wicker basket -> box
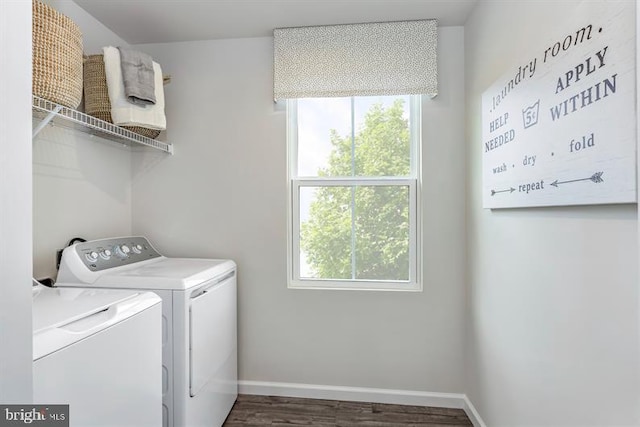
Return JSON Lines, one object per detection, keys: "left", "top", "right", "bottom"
{"left": 83, "top": 55, "right": 161, "bottom": 140}
{"left": 32, "top": 0, "right": 83, "bottom": 109}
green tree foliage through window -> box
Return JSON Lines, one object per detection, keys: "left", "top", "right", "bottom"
{"left": 300, "top": 99, "right": 411, "bottom": 281}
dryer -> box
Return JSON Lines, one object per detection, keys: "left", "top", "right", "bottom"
{"left": 56, "top": 236, "right": 237, "bottom": 427}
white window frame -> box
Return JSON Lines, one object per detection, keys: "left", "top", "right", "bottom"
{"left": 287, "top": 95, "right": 422, "bottom": 291}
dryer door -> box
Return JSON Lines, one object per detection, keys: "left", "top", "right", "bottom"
{"left": 188, "top": 270, "right": 236, "bottom": 397}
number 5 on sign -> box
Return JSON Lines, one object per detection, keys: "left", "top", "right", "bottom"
{"left": 522, "top": 100, "right": 540, "bottom": 129}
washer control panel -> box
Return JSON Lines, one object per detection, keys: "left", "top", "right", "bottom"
{"left": 73, "top": 236, "right": 162, "bottom": 271}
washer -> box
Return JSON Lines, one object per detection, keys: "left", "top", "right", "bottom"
{"left": 33, "top": 283, "right": 162, "bottom": 427}
{"left": 56, "top": 236, "right": 237, "bottom": 427}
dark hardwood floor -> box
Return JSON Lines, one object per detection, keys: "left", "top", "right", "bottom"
{"left": 223, "top": 394, "right": 473, "bottom": 426}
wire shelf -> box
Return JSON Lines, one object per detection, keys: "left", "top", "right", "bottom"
{"left": 32, "top": 95, "right": 174, "bottom": 154}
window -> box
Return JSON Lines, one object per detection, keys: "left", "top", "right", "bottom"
{"left": 287, "top": 95, "right": 421, "bottom": 290}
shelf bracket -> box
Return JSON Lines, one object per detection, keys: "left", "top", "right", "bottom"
{"left": 32, "top": 104, "right": 62, "bottom": 138}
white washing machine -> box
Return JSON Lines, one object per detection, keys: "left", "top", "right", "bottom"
{"left": 56, "top": 236, "right": 238, "bottom": 427}
{"left": 32, "top": 283, "right": 162, "bottom": 427}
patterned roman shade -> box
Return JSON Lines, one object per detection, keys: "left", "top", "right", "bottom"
{"left": 273, "top": 20, "right": 437, "bottom": 99}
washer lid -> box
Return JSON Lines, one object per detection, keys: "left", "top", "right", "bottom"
{"left": 32, "top": 285, "right": 160, "bottom": 361}
{"left": 91, "top": 258, "right": 237, "bottom": 290}
{"left": 32, "top": 285, "right": 143, "bottom": 334}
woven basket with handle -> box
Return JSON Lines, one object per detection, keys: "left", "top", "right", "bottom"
{"left": 83, "top": 55, "right": 162, "bottom": 140}
{"left": 32, "top": 0, "right": 83, "bottom": 109}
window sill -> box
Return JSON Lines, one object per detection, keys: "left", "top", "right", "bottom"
{"left": 288, "top": 279, "right": 422, "bottom": 292}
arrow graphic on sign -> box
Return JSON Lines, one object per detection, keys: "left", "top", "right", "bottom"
{"left": 550, "top": 172, "right": 604, "bottom": 188}
{"left": 491, "top": 187, "right": 516, "bottom": 196}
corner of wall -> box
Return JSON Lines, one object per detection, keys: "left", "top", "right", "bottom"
{"left": 0, "top": 0, "right": 33, "bottom": 401}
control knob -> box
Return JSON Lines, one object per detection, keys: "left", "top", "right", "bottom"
{"left": 85, "top": 251, "right": 99, "bottom": 263}
{"left": 99, "top": 249, "right": 112, "bottom": 260}
{"left": 132, "top": 244, "right": 143, "bottom": 254}
{"left": 113, "top": 244, "right": 131, "bottom": 259}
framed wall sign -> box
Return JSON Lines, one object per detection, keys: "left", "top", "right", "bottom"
{"left": 482, "top": 1, "right": 636, "bottom": 209}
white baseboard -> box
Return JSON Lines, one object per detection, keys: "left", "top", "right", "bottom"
{"left": 463, "top": 395, "right": 488, "bottom": 427}
{"left": 238, "top": 380, "right": 487, "bottom": 427}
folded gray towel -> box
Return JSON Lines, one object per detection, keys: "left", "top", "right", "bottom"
{"left": 118, "top": 47, "right": 156, "bottom": 106}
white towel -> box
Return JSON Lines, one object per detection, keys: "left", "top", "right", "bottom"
{"left": 103, "top": 46, "right": 166, "bottom": 130}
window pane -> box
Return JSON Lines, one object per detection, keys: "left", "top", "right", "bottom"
{"left": 354, "top": 186, "right": 410, "bottom": 281}
{"left": 353, "top": 96, "right": 411, "bottom": 177}
{"left": 297, "top": 97, "right": 351, "bottom": 177}
{"left": 299, "top": 186, "right": 352, "bottom": 279}
{"left": 297, "top": 95, "right": 412, "bottom": 178}
{"left": 299, "top": 185, "right": 410, "bottom": 282}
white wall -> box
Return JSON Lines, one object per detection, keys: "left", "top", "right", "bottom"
{"left": 33, "top": 131, "right": 133, "bottom": 278}
{"left": 465, "top": 1, "right": 640, "bottom": 425}
{"left": 33, "top": 1, "right": 132, "bottom": 279}
{"left": 131, "top": 28, "right": 467, "bottom": 394}
{"left": 0, "top": 0, "right": 32, "bottom": 402}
